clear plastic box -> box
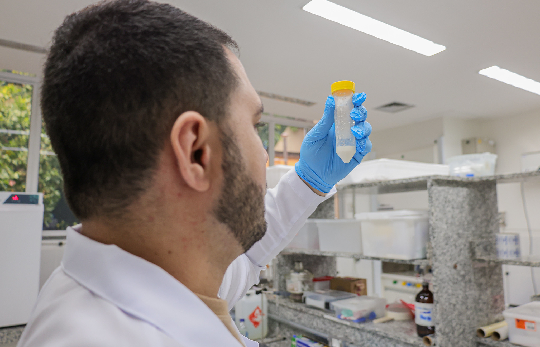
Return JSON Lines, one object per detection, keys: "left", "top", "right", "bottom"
{"left": 286, "top": 220, "right": 319, "bottom": 250}
{"left": 303, "top": 290, "right": 356, "bottom": 310}
{"left": 503, "top": 302, "right": 540, "bottom": 346}
{"left": 338, "top": 159, "right": 449, "bottom": 186}
{"left": 315, "top": 219, "right": 362, "bottom": 253}
{"left": 447, "top": 153, "right": 498, "bottom": 177}
{"left": 355, "top": 210, "right": 429, "bottom": 260}
{"left": 330, "top": 296, "right": 387, "bottom": 322}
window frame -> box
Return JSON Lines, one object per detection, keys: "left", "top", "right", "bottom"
{"left": 260, "top": 114, "right": 313, "bottom": 166}
{"left": 0, "top": 71, "right": 41, "bottom": 193}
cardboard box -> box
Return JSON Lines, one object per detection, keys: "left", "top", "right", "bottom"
{"left": 330, "top": 277, "right": 367, "bottom": 296}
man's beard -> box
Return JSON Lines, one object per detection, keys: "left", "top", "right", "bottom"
{"left": 213, "top": 127, "right": 267, "bottom": 253}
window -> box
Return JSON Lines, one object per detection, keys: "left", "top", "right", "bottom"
{"left": 1, "top": 71, "right": 78, "bottom": 230}
{"left": 0, "top": 81, "right": 33, "bottom": 192}
{"left": 273, "top": 125, "right": 303, "bottom": 166}
{"left": 257, "top": 114, "right": 313, "bottom": 167}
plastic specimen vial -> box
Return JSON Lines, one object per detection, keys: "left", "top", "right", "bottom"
{"left": 331, "top": 80, "right": 355, "bottom": 163}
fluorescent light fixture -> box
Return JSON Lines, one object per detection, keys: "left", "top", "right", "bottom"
{"left": 302, "top": 0, "right": 446, "bottom": 56}
{"left": 479, "top": 66, "right": 540, "bottom": 96}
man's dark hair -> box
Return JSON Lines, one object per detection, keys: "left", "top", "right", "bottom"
{"left": 42, "top": 0, "right": 239, "bottom": 219}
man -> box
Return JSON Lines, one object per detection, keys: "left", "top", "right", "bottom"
{"left": 18, "top": 1, "right": 371, "bottom": 346}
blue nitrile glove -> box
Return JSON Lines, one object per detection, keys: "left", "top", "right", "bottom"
{"left": 295, "top": 93, "right": 372, "bottom": 193}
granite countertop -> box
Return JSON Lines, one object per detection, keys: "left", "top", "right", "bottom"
{"left": 0, "top": 326, "right": 24, "bottom": 346}
{"left": 475, "top": 337, "right": 516, "bottom": 347}
{"left": 336, "top": 171, "right": 540, "bottom": 194}
{"left": 280, "top": 248, "right": 429, "bottom": 266}
{"left": 268, "top": 296, "right": 424, "bottom": 347}
{"left": 475, "top": 255, "right": 540, "bottom": 267}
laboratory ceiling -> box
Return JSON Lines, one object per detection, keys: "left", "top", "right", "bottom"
{"left": 1, "top": 0, "right": 540, "bottom": 131}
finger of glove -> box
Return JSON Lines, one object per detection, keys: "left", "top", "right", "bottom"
{"left": 350, "top": 106, "right": 367, "bottom": 123}
{"left": 350, "top": 138, "right": 372, "bottom": 164}
{"left": 361, "top": 138, "right": 372, "bottom": 156}
{"left": 351, "top": 121, "right": 372, "bottom": 139}
{"left": 353, "top": 93, "right": 367, "bottom": 107}
{"left": 308, "top": 96, "right": 335, "bottom": 142}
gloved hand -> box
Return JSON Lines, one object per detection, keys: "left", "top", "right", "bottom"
{"left": 295, "top": 93, "right": 372, "bottom": 193}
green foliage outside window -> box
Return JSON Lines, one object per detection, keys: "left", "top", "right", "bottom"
{"left": 0, "top": 82, "right": 32, "bottom": 192}
{"left": 0, "top": 81, "right": 68, "bottom": 229}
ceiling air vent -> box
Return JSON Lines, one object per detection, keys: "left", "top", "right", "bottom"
{"left": 375, "top": 102, "right": 414, "bottom": 113}
{"left": 257, "top": 91, "right": 316, "bottom": 107}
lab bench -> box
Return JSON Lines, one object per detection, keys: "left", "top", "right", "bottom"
{"left": 267, "top": 295, "right": 424, "bottom": 347}
{"left": 271, "top": 171, "right": 540, "bottom": 347}
{"left": 0, "top": 326, "right": 24, "bottom": 346}
{"left": 476, "top": 337, "right": 517, "bottom": 347}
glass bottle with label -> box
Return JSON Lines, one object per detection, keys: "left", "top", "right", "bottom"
{"left": 285, "top": 261, "right": 314, "bottom": 302}
{"left": 415, "top": 282, "right": 435, "bottom": 337}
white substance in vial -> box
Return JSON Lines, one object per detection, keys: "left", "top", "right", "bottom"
{"left": 334, "top": 90, "right": 355, "bottom": 163}
{"left": 336, "top": 146, "right": 356, "bottom": 164}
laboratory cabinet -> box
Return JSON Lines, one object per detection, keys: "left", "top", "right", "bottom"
{"left": 269, "top": 171, "right": 540, "bottom": 347}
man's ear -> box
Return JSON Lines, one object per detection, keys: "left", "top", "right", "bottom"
{"left": 170, "top": 111, "right": 212, "bottom": 192}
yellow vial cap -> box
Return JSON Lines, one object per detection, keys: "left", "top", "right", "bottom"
{"left": 331, "top": 80, "right": 355, "bottom": 94}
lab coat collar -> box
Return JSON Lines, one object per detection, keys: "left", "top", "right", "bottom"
{"left": 62, "top": 225, "right": 243, "bottom": 347}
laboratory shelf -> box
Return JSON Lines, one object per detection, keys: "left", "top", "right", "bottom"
{"left": 476, "top": 337, "right": 515, "bottom": 347}
{"left": 475, "top": 255, "right": 540, "bottom": 267}
{"left": 336, "top": 170, "right": 540, "bottom": 194}
{"left": 258, "top": 336, "right": 289, "bottom": 347}
{"left": 0, "top": 325, "right": 24, "bottom": 346}
{"left": 280, "top": 248, "right": 430, "bottom": 266}
{"left": 336, "top": 176, "right": 432, "bottom": 194}
{"left": 267, "top": 296, "right": 424, "bottom": 347}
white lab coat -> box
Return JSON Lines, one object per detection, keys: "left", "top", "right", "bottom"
{"left": 17, "top": 170, "right": 335, "bottom": 347}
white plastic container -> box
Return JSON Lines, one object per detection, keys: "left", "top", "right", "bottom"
{"left": 338, "top": 159, "right": 449, "bottom": 186}
{"left": 266, "top": 165, "right": 293, "bottom": 189}
{"left": 234, "top": 291, "right": 268, "bottom": 340}
{"left": 303, "top": 290, "right": 356, "bottom": 310}
{"left": 315, "top": 219, "right": 362, "bottom": 253}
{"left": 286, "top": 220, "right": 319, "bottom": 250}
{"left": 330, "top": 296, "right": 387, "bottom": 322}
{"left": 355, "top": 210, "right": 429, "bottom": 260}
{"left": 448, "top": 153, "right": 498, "bottom": 177}
{"left": 503, "top": 302, "right": 540, "bottom": 346}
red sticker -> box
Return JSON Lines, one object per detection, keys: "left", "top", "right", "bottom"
{"left": 249, "top": 306, "right": 263, "bottom": 328}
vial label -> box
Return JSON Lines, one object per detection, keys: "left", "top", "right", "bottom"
{"left": 415, "top": 303, "right": 434, "bottom": 327}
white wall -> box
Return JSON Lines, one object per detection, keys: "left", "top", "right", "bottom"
{"left": 369, "top": 117, "right": 443, "bottom": 160}
{"left": 476, "top": 110, "right": 540, "bottom": 305}
{"left": 442, "top": 117, "right": 483, "bottom": 163}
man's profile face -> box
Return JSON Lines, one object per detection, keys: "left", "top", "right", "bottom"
{"left": 212, "top": 49, "right": 268, "bottom": 252}
{"left": 225, "top": 50, "right": 268, "bottom": 192}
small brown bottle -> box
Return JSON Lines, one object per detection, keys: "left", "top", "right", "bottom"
{"left": 415, "top": 282, "right": 435, "bottom": 337}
